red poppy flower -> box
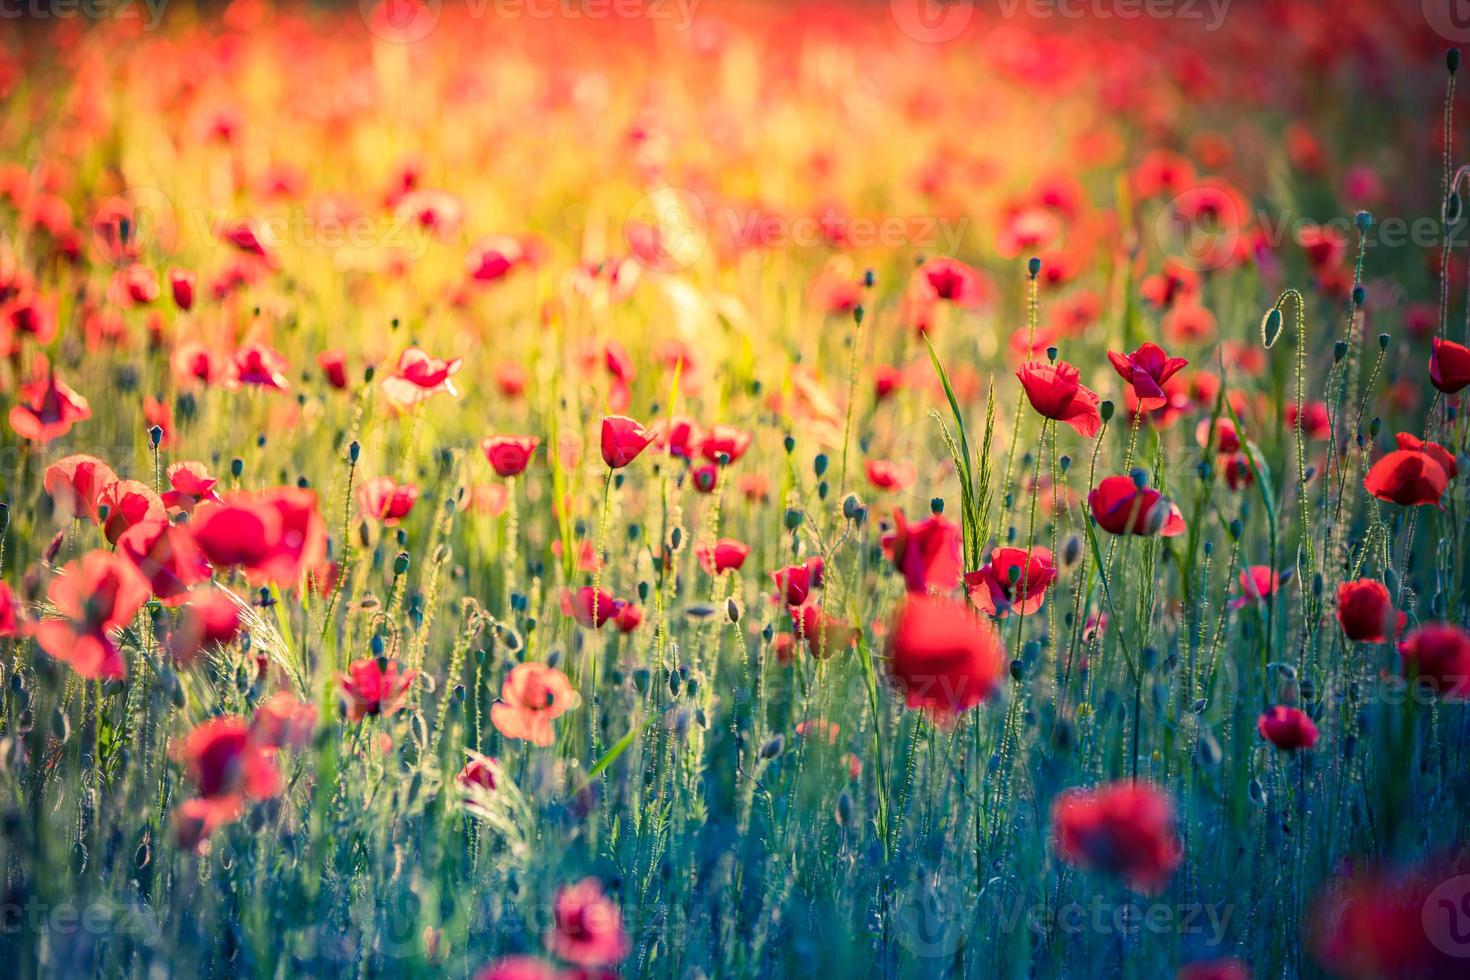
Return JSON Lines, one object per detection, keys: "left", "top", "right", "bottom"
{"left": 1017, "top": 360, "right": 1102, "bottom": 437}
{"left": 456, "top": 753, "right": 500, "bottom": 795}
{"left": 381, "top": 347, "right": 463, "bottom": 405}
{"left": 481, "top": 435, "right": 540, "bottom": 477}
{"left": 118, "top": 520, "right": 212, "bottom": 604}
{"left": 690, "top": 463, "right": 719, "bottom": 493}
{"left": 173, "top": 715, "right": 282, "bottom": 850}
{"left": 9, "top": 365, "right": 90, "bottom": 443}
{"left": 168, "top": 268, "right": 195, "bottom": 311}
{"left": 548, "top": 878, "right": 630, "bottom": 968}
{"left": 1088, "top": 475, "right": 1186, "bottom": 537}
{"left": 560, "top": 586, "right": 625, "bottom": 629}
{"left": 0, "top": 582, "right": 21, "bottom": 638}
{"left": 651, "top": 415, "right": 701, "bottom": 458}
{"left": 698, "top": 424, "right": 752, "bottom": 465}
{"left": 1107, "top": 343, "right": 1189, "bottom": 411}
{"left": 886, "top": 595, "right": 1004, "bottom": 719}
{"left": 697, "top": 538, "right": 750, "bottom": 575}
{"left": 1430, "top": 336, "right": 1470, "bottom": 393}
{"left": 161, "top": 461, "right": 223, "bottom": 514}
{"left": 881, "top": 509, "right": 962, "bottom": 594}
{"left": 357, "top": 476, "right": 419, "bottom": 525}
{"left": 233, "top": 342, "right": 290, "bottom": 391}
{"left": 1286, "top": 400, "right": 1332, "bottom": 440}
{"left": 772, "top": 556, "right": 825, "bottom": 606}
{"left": 1336, "top": 579, "right": 1403, "bottom": 643}
{"left": 1258, "top": 705, "right": 1319, "bottom": 750}
{"left": 192, "top": 488, "right": 327, "bottom": 586}
{"left": 97, "top": 479, "right": 166, "bottom": 545}
{"left": 965, "top": 546, "right": 1056, "bottom": 617}
{"left": 1363, "top": 433, "right": 1456, "bottom": 507}
{"left": 1230, "top": 565, "right": 1280, "bottom": 609}
{"left": 1398, "top": 624, "right": 1470, "bottom": 698}
{"left": 614, "top": 603, "right": 643, "bottom": 633}
{"left": 1051, "top": 781, "right": 1182, "bottom": 894}
{"left": 172, "top": 341, "right": 236, "bottom": 389}
{"left": 1196, "top": 417, "right": 1241, "bottom": 454}
{"left": 30, "top": 550, "right": 151, "bottom": 680}
{"left": 491, "top": 662, "right": 580, "bottom": 747}
{"left": 44, "top": 454, "right": 118, "bottom": 521}
{"left": 600, "top": 415, "right": 653, "bottom": 468}
{"left": 317, "top": 349, "right": 348, "bottom": 389}
{"left": 251, "top": 692, "right": 317, "bottom": 750}
{"left": 795, "top": 603, "right": 857, "bottom": 659}
{"left": 337, "top": 657, "right": 419, "bottom": 721}
{"left": 913, "top": 256, "right": 990, "bottom": 309}
{"left": 1162, "top": 303, "right": 1216, "bottom": 344}
{"left": 167, "top": 587, "right": 241, "bottom": 664}
{"left": 866, "top": 459, "right": 917, "bottom": 491}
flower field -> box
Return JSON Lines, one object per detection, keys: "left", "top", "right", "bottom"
{"left": 2, "top": 1, "right": 1470, "bottom": 976}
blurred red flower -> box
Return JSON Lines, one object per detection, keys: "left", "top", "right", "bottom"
{"left": 881, "top": 509, "right": 962, "bottom": 594}
{"left": 1258, "top": 705, "right": 1319, "bottom": 750}
{"left": 337, "top": 657, "right": 419, "bottom": 721}
{"left": 1051, "top": 781, "right": 1182, "bottom": 894}
{"left": 886, "top": 595, "right": 1004, "bottom": 720}
{"left": 491, "top": 663, "right": 580, "bottom": 747}
{"left": 31, "top": 550, "right": 150, "bottom": 680}
{"left": 481, "top": 435, "right": 540, "bottom": 477}
{"left": 1088, "top": 475, "right": 1186, "bottom": 537}
{"left": 1336, "top": 579, "right": 1403, "bottom": 643}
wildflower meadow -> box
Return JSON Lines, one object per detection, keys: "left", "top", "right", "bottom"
{"left": 1, "top": 1, "right": 1469, "bottom": 977}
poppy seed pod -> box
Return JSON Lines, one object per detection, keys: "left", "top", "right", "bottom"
{"left": 1028, "top": 256, "right": 1041, "bottom": 278}
{"left": 1355, "top": 210, "right": 1372, "bottom": 232}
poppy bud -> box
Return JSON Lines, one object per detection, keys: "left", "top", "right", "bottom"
{"left": 759, "top": 735, "right": 784, "bottom": 760}
{"left": 1027, "top": 256, "right": 1041, "bottom": 278}
{"left": 1351, "top": 285, "right": 1364, "bottom": 307}
{"left": 853, "top": 306, "right": 864, "bottom": 326}
{"left": 836, "top": 790, "right": 854, "bottom": 827}
{"left": 1062, "top": 535, "right": 1081, "bottom": 566}
{"left": 1450, "top": 48, "right": 1461, "bottom": 74}
{"left": 842, "top": 494, "right": 863, "bottom": 521}
{"left": 1369, "top": 416, "right": 1381, "bottom": 437}
{"left": 1099, "top": 400, "right": 1114, "bottom": 422}
{"left": 929, "top": 497, "right": 944, "bottom": 514}
{"left": 727, "top": 598, "right": 742, "bottom": 623}
{"left": 784, "top": 508, "right": 803, "bottom": 530}
{"left": 783, "top": 434, "right": 795, "bottom": 453}
{"left": 1261, "top": 308, "right": 1282, "bottom": 347}
{"left": 1333, "top": 341, "right": 1347, "bottom": 361}
{"left": 394, "top": 552, "right": 411, "bottom": 575}
{"left": 1377, "top": 332, "right": 1389, "bottom": 350}
{"left": 1448, "top": 190, "right": 1462, "bottom": 225}
{"left": 1046, "top": 346, "right": 1058, "bottom": 363}
{"left": 863, "top": 269, "right": 875, "bottom": 288}
{"left": 1228, "top": 518, "right": 1243, "bottom": 541}
{"left": 349, "top": 441, "right": 361, "bottom": 463}
{"left": 1355, "top": 210, "right": 1373, "bottom": 232}
{"left": 813, "top": 453, "right": 828, "bottom": 477}
{"left": 0, "top": 502, "right": 7, "bottom": 535}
